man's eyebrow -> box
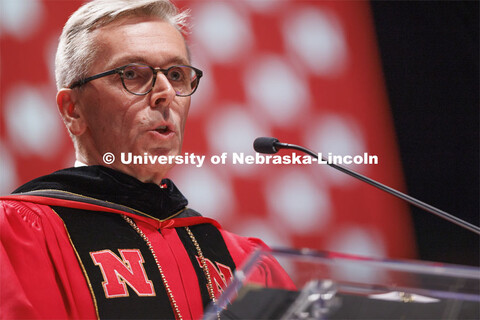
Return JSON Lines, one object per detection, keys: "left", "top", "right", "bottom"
{"left": 108, "top": 56, "right": 190, "bottom": 68}
{"left": 164, "top": 56, "right": 190, "bottom": 66}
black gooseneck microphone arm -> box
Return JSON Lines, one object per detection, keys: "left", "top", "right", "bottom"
{"left": 253, "top": 137, "right": 480, "bottom": 235}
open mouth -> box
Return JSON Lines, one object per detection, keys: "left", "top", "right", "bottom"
{"left": 155, "top": 126, "right": 170, "bottom": 134}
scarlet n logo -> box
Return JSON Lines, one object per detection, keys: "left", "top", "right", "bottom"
{"left": 90, "top": 249, "right": 155, "bottom": 298}
{"left": 196, "top": 256, "right": 233, "bottom": 297}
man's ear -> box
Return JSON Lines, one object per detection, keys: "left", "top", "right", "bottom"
{"left": 56, "top": 88, "right": 86, "bottom": 136}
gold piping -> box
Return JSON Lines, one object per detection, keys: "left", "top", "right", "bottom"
{"left": 21, "top": 189, "right": 186, "bottom": 222}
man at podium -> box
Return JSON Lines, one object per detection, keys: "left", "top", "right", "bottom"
{"left": 0, "top": 0, "right": 294, "bottom": 318}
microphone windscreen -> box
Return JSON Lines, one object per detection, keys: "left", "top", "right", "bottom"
{"left": 253, "top": 137, "right": 280, "bottom": 154}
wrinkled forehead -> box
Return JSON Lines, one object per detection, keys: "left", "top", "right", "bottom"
{"left": 90, "top": 15, "right": 190, "bottom": 67}
{"left": 91, "top": 16, "right": 190, "bottom": 72}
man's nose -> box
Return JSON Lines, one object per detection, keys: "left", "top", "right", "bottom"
{"left": 149, "top": 72, "right": 176, "bottom": 108}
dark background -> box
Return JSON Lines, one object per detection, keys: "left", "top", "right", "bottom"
{"left": 371, "top": 1, "right": 479, "bottom": 266}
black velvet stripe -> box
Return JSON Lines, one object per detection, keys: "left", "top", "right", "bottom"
{"left": 175, "top": 227, "right": 211, "bottom": 307}
{"left": 176, "top": 224, "right": 237, "bottom": 308}
{"left": 54, "top": 206, "right": 176, "bottom": 319}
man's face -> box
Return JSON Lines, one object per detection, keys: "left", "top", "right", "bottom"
{"left": 75, "top": 16, "right": 191, "bottom": 184}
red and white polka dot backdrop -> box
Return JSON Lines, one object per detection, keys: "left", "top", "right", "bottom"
{"left": 0, "top": 1, "right": 416, "bottom": 277}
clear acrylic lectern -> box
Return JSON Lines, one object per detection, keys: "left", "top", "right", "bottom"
{"left": 203, "top": 247, "right": 479, "bottom": 319}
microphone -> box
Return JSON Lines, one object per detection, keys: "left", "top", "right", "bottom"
{"left": 253, "top": 137, "right": 480, "bottom": 235}
{"left": 253, "top": 137, "right": 280, "bottom": 154}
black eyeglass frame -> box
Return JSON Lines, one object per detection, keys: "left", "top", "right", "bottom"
{"left": 69, "top": 63, "right": 203, "bottom": 97}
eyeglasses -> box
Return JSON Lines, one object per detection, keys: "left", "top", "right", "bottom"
{"left": 69, "top": 63, "right": 203, "bottom": 97}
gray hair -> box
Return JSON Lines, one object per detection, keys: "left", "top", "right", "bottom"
{"left": 55, "top": 0, "right": 190, "bottom": 90}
